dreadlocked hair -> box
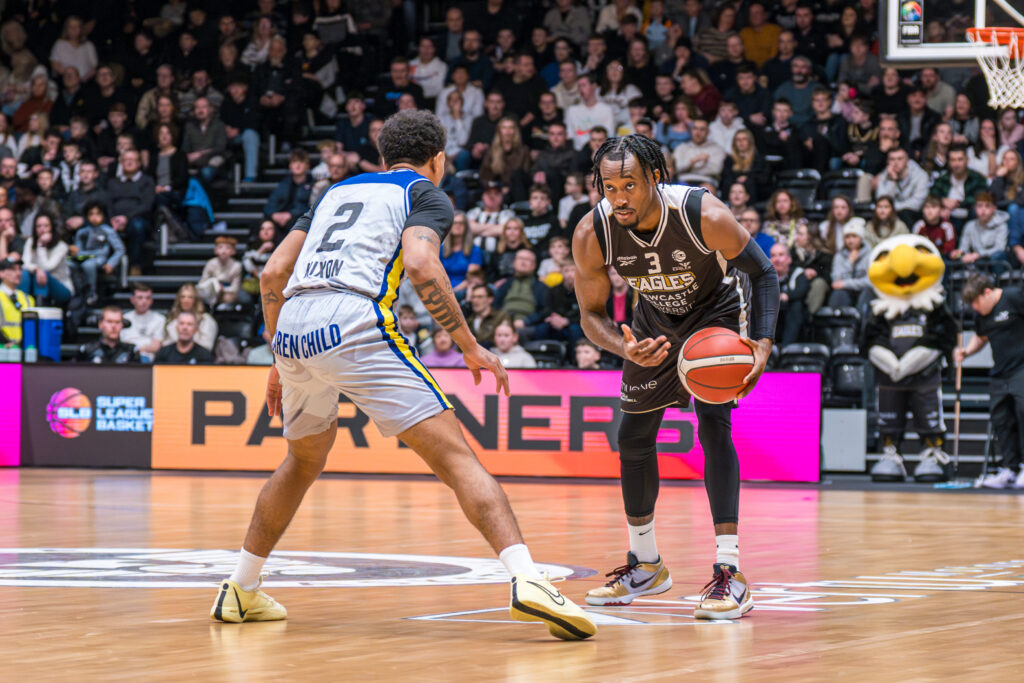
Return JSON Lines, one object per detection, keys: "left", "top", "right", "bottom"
{"left": 592, "top": 134, "right": 669, "bottom": 197}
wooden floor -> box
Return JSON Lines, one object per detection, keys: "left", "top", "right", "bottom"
{"left": 2, "top": 469, "right": 1024, "bottom": 681}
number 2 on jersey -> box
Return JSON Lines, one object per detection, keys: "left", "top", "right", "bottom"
{"left": 316, "top": 202, "right": 364, "bottom": 253}
{"left": 645, "top": 252, "right": 661, "bottom": 274}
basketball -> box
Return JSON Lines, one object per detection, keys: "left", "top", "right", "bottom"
{"left": 677, "top": 327, "right": 754, "bottom": 404}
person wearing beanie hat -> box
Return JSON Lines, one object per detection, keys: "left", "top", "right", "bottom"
{"left": 828, "top": 220, "right": 873, "bottom": 310}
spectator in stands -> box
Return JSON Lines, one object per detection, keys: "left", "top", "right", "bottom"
{"left": 77, "top": 306, "right": 139, "bottom": 363}
{"left": 969, "top": 118, "right": 1000, "bottom": 180}
{"left": 241, "top": 15, "right": 277, "bottom": 68}
{"left": 134, "top": 65, "right": 175, "bottom": 131}
{"left": 763, "top": 189, "right": 808, "bottom": 247}
{"left": 179, "top": 69, "right": 224, "bottom": 119}
{"left": 495, "top": 248, "right": 548, "bottom": 337}
{"left": 997, "top": 109, "right": 1024, "bottom": 150}
{"left": 242, "top": 220, "right": 279, "bottom": 297}
{"left": 94, "top": 104, "right": 135, "bottom": 172}
{"left": 721, "top": 128, "right": 770, "bottom": 200}
{"left": 544, "top": 0, "right": 591, "bottom": 49}
{"left": 149, "top": 122, "right": 188, "bottom": 220}
{"left": 550, "top": 60, "right": 581, "bottom": 113}
{"left": 492, "top": 217, "right": 531, "bottom": 281}
{"left": 801, "top": 87, "right": 846, "bottom": 172}
{"left": 753, "top": 98, "right": 803, "bottom": 169}
{"left": 0, "top": 256, "right": 31, "bottom": 343}
{"left": 15, "top": 111, "right": 47, "bottom": 161}
{"left": 624, "top": 35, "right": 658, "bottom": 94}
{"left": 740, "top": 1, "right": 781, "bottom": 68}
{"left": 253, "top": 36, "right": 299, "bottom": 148}
{"left": 557, "top": 173, "right": 586, "bottom": 230}
{"left": 466, "top": 283, "right": 503, "bottom": 346}
{"left": 155, "top": 310, "right": 214, "bottom": 364}
{"left": 420, "top": 327, "right": 467, "bottom": 368}
{"left": 436, "top": 65, "right": 483, "bottom": 123}
{"left": 649, "top": 73, "right": 679, "bottom": 121}
{"left": 828, "top": 223, "right": 872, "bottom": 310}
{"left": 864, "top": 196, "right": 909, "bottom": 247}
{"left": 58, "top": 138, "right": 83, "bottom": 194}
{"left": 212, "top": 42, "right": 246, "bottom": 94}
{"left": 773, "top": 56, "right": 814, "bottom": 127}
{"left": 122, "top": 282, "right": 166, "bottom": 362}
{"left": 920, "top": 122, "right": 953, "bottom": 180}
{"left": 397, "top": 304, "right": 430, "bottom": 355}
{"left": 521, "top": 184, "right": 560, "bottom": 254}
{"left": 538, "top": 235, "right": 571, "bottom": 282}
{"left": 12, "top": 74, "right": 53, "bottom": 134}
{"left": 221, "top": 78, "right": 261, "bottom": 183}
{"left": 695, "top": 3, "right": 737, "bottom": 63}
{"left": 898, "top": 86, "right": 940, "bottom": 158}
{"left": 434, "top": 6, "right": 465, "bottom": 62}
{"left": 599, "top": 59, "right": 642, "bottom": 128}
{"left": 679, "top": 68, "right": 720, "bottom": 121}
{"left": 335, "top": 92, "right": 373, "bottom": 163}
{"left": 374, "top": 56, "right": 425, "bottom": 118}
{"left": 792, "top": 222, "right": 832, "bottom": 314}
{"left": 84, "top": 65, "right": 135, "bottom": 133}
{"left": 466, "top": 91, "right": 506, "bottom": 165}
{"left": 410, "top": 37, "right": 447, "bottom": 105}
{"left": 837, "top": 34, "right": 880, "bottom": 94}
{"left": 565, "top": 72, "right": 615, "bottom": 151}
{"left": 657, "top": 97, "right": 694, "bottom": 151}
{"left": 706, "top": 34, "right": 749, "bottom": 95}
{"left": 61, "top": 160, "right": 105, "bottom": 236}
{"left": 543, "top": 259, "right": 582, "bottom": 345}
{"left": 0, "top": 155, "right": 18, "bottom": 204}
{"left": 71, "top": 201, "right": 125, "bottom": 306}
{"left": 480, "top": 116, "right": 530, "bottom": 201}
{"left": 876, "top": 147, "right": 930, "bottom": 227}
{"left": 468, "top": 180, "right": 515, "bottom": 253}
{"left": 19, "top": 167, "right": 63, "bottom": 236}
{"left": 198, "top": 236, "right": 242, "bottom": 307}
{"left": 21, "top": 212, "right": 71, "bottom": 306}
{"left": 0, "top": 207, "right": 22, "bottom": 260}
{"left": 494, "top": 54, "right": 549, "bottom": 123}
{"left": 739, "top": 207, "right": 774, "bottom": 255}
{"left": 820, "top": 196, "right": 866, "bottom": 253}
{"left": 531, "top": 121, "right": 575, "bottom": 198}
{"left": 451, "top": 30, "right": 494, "bottom": 90}
{"left": 596, "top": 0, "right": 643, "bottom": 35}
{"left": 673, "top": 116, "right": 726, "bottom": 185}
{"left": 953, "top": 192, "right": 1009, "bottom": 265}
{"left": 761, "top": 29, "right": 797, "bottom": 92}
{"left": 872, "top": 67, "right": 910, "bottom": 118}
{"left": 107, "top": 149, "right": 154, "bottom": 275}
{"left": 728, "top": 182, "right": 752, "bottom": 218}
{"left": 919, "top": 67, "right": 955, "bottom": 118}
{"left": 913, "top": 196, "right": 957, "bottom": 257}
{"left": 949, "top": 93, "right": 980, "bottom": 146}
{"left": 50, "top": 16, "right": 97, "bottom": 83}
{"left": 724, "top": 64, "right": 772, "bottom": 132}
{"left": 771, "top": 243, "right": 809, "bottom": 346}
{"left": 708, "top": 99, "right": 746, "bottom": 153}
{"left": 181, "top": 97, "right": 227, "bottom": 185}
{"left": 164, "top": 283, "right": 217, "bottom": 351}
{"left": 492, "top": 316, "right": 537, "bottom": 368}
{"left": 575, "top": 338, "right": 602, "bottom": 370}
{"left": 264, "top": 149, "right": 312, "bottom": 230}
{"left": 931, "top": 145, "right": 988, "bottom": 230}
{"left": 441, "top": 212, "right": 483, "bottom": 290}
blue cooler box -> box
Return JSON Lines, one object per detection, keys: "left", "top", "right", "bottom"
{"left": 22, "top": 307, "right": 63, "bottom": 362}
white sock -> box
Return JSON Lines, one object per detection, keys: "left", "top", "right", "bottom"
{"left": 230, "top": 548, "right": 267, "bottom": 591}
{"left": 716, "top": 534, "right": 739, "bottom": 569}
{"left": 628, "top": 520, "right": 659, "bottom": 563}
{"left": 499, "top": 544, "right": 542, "bottom": 580}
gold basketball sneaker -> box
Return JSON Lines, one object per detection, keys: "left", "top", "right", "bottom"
{"left": 210, "top": 577, "right": 287, "bottom": 623}
{"left": 509, "top": 575, "right": 597, "bottom": 640}
{"left": 694, "top": 563, "right": 753, "bottom": 620}
{"left": 585, "top": 552, "right": 672, "bottom": 606}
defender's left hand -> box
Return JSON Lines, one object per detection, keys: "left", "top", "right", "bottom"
{"left": 738, "top": 338, "right": 772, "bottom": 399}
{"left": 266, "top": 365, "right": 282, "bottom": 417}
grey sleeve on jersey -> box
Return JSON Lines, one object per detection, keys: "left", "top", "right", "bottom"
{"left": 403, "top": 182, "right": 455, "bottom": 240}
{"left": 288, "top": 209, "right": 314, "bottom": 233}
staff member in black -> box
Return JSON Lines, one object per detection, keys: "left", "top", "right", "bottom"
{"left": 77, "top": 306, "right": 139, "bottom": 363}
{"left": 957, "top": 273, "right": 1024, "bottom": 489}
{"left": 154, "top": 310, "right": 213, "bottom": 364}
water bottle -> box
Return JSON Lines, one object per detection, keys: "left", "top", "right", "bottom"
{"left": 24, "top": 346, "right": 37, "bottom": 363}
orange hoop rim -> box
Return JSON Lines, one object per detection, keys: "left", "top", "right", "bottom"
{"left": 966, "top": 27, "right": 1024, "bottom": 58}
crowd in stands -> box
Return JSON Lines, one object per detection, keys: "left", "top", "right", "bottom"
{"left": 0, "top": 0, "right": 1020, "bottom": 370}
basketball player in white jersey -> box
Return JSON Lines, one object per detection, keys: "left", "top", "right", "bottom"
{"left": 210, "top": 110, "right": 595, "bottom": 641}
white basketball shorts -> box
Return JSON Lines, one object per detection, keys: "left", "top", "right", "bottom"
{"left": 272, "top": 291, "right": 452, "bottom": 440}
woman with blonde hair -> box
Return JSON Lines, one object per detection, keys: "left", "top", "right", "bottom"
{"left": 763, "top": 189, "right": 808, "bottom": 247}
{"left": 792, "top": 222, "right": 833, "bottom": 314}
{"left": 480, "top": 116, "right": 530, "bottom": 201}
{"left": 49, "top": 16, "right": 98, "bottom": 81}
{"left": 241, "top": 16, "right": 277, "bottom": 68}
{"left": 441, "top": 212, "right": 484, "bottom": 290}
{"left": 819, "top": 195, "right": 866, "bottom": 253}
{"left": 493, "top": 217, "right": 532, "bottom": 281}
{"left": 15, "top": 111, "right": 47, "bottom": 167}
{"left": 165, "top": 283, "right": 219, "bottom": 350}
{"left": 720, "top": 129, "right": 769, "bottom": 200}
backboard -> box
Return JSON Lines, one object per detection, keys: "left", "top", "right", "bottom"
{"left": 880, "top": 0, "right": 1024, "bottom": 68}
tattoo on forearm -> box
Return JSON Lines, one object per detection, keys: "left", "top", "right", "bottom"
{"left": 415, "top": 231, "right": 440, "bottom": 245}
{"left": 414, "top": 278, "right": 463, "bottom": 334}
{"left": 261, "top": 289, "right": 281, "bottom": 315}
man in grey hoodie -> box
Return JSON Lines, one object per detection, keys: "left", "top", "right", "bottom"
{"left": 876, "top": 147, "right": 930, "bottom": 227}
{"left": 954, "top": 192, "right": 1009, "bottom": 265}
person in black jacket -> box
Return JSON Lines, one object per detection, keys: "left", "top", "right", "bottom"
{"left": 800, "top": 87, "right": 847, "bottom": 173}
{"left": 252, "top": 36, "right": 300, "bottom": 148}
{"left": 148, "top": 122, "right": 189, "bottom": 231}
{"left": 898, "top": 86, "right": 941, "bottom": 160}
{"left": 770, "top": 243, "right": 809, "bottom": 345}
{"left": 77, "top": 307, "right": 140, "bottom": 364}
{"left": 221, "top": 79, "right": 262, "bottom": 183}
{"left": 154, "top": 310, "right": 214, "bottom": 364}
{"left": 541, "top": 259, "right": 582, "bottom": 346}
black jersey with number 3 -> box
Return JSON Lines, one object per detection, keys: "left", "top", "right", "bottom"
{"left": 593, "top": 184, "right": 741, "bottom": 336}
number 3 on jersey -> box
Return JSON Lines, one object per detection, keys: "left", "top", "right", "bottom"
{"left": 645, "top": 252, "right": 661, "bottom": 274}
{"left": 316, "top": 202, "right": 364, "bottom": 253}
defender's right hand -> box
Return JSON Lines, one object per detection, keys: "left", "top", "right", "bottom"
{"left": 463, "top": 344, "right": 511, "bottom": 397}
{"left": 622, "top": 324, "right": 671, "bottom": 367}
{"left": 266, "top": 365, "right": 282, "bottom": 417}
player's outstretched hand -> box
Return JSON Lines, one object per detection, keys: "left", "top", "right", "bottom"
{"left": 266, "top": 365, "right": 283, "bottom": 417}
{"left": 464, "top": 344, "right": 511, "bottom": 396}
{"left": 621, "top": 324, "right": 671, "bottom": 367}
{"left": 738, "top": 337, "right": 772, "bottom": 399}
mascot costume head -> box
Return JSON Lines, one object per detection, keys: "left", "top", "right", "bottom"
{"left": 865, "top": 234, "right": 956, "bottom": 483}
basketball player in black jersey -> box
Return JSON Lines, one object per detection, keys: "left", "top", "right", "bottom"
{"left": 573, "top": 135, "right": 780, "bottom": 619}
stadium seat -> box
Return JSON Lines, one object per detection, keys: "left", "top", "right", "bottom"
{"left": 776, "top": 169, "right": 821, "bottom": 208}
{"left": 828, "top": 344, "right": 868, "bottom": 407}
{"left": 524, "top": 340, "right": 567, "bottom": 368}
{"left": 814, "top": 306, "right": 861, "bottom": 352}
{"left": 819, "top": 168, "right": 864, "bottom": 200}
{"left": 779, "top": 342, "right": 830, "bottom": 373}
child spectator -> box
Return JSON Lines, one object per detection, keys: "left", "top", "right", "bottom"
{"left": 198, "top": 235, "right": 242, "bottom": 307}
{"left": 558, "top": 173, "right": 587, "bottom": 230}
{"left": 21, "top": 212, "right": 72, "bottom": 306}
{"left": 913, "top": 196, "right": 957, "bottom": 257}
{"left": 792, "top": 223, "right": 832, "bottom": 314}
{"left": 397, "top": 304, "right": 431, "bottom": 355}
{"left": 543, "top": 259, "right": 582, "bottom": 345}
{"left": 309, "top": 140, "right": 337, "bottom": 181}
{"left": 71, "top": 202, "right": 125, "bottom": 306}
{"left": 539, "top": 236, "right": 571, "bottom": 283}
{"left": 419, "top": 327, "right": 467, "bottom": 368}
{"left": 522, "top": 183, "right": 561, "bottom": 255}
{"left": 953, "top": 192, "right": 1009, "bottom": 265}
{"left": 575, "top": 338, "right": 602, "bottom": 370}
{"left": 492, "top": 316, "right": 537, "bottom": 368}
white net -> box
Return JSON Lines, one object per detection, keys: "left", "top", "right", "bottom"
{"left": 968, "top": 30, "right": 1024, "bottom": 109}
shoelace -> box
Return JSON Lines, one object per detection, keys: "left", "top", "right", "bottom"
{"left": 700, "top": 566, "right": 734, "bottom": 601}
{"left": 603, "top": 562, "right": 638, "bottom": 587}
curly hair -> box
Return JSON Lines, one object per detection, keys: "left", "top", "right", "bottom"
{"left": 377, "top": 110, "right": 446, "bottom": 168}
{"left": 592, "top": 134, "right": 669, "bottom": 197}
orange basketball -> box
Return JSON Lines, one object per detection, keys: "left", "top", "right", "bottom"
{"left": 677, "top": 327, "right": 754, "bottom": 404}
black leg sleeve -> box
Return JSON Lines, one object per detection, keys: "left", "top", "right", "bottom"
{"left": 617, "top": 409, "right": 666, "bottom": 518}
{"left": 695, "top": 401, "right": 740, "bottom": 526}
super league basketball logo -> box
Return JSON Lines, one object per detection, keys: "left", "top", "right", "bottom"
{"left": 46, "top": 387, "right": 92, "bottom": 438}
{"left": 0, "top": 549, "right": 594, "bottom": 588}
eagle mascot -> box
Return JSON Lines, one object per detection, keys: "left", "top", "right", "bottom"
{"left": 864, "top": 235, "right": 958, "bottom": 482}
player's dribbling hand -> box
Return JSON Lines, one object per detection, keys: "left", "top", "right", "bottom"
{"left": 266, "top": 365, "right": 283, "bottom": 417}
{"left": 464, "top": 344, "right": 511, "bottom": 396}
{"left": 738, "top": 337, "right": 772, "bottom": 399}
{"left": 621, "top": 325, "right": 671, "bottom": 367}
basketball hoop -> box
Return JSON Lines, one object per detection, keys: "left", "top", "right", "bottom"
{"left": 966, "top": 27, "right": 1024, "bottom": 108}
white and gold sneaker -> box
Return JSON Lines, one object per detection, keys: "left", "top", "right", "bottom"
{"left": 694, "top": 563, "right": 753, "bottom": 620}
{"left": 210, "top": 577, "right": 287, "bottom": 623}
{"left": 509, "top": 575, "right": 597, "bottom": 640}
{"left": 585, "top": 552, "right": 672, "bottom": 606}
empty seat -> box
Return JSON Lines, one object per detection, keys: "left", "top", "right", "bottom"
{"left": 814, "top": 306, "right": 861, "bottom": 352}
{"left": 779, "top": 342, "right": 830, "bottom": 373}
{"left": 820, "top": 168, "right": 864, "bottom": 200}
{"left": 829, "top": 345, "right": 867, "bottom": 403}
{"left": 523, "top": 339, "right": 567, "bottom": 368}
